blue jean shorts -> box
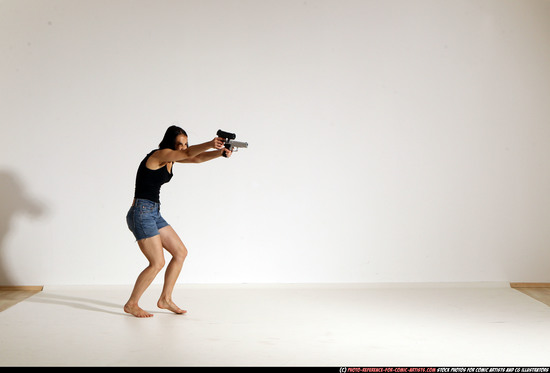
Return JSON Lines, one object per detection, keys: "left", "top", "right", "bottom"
{"left": 126, "top": 199, "right": 170, "bottom": 241}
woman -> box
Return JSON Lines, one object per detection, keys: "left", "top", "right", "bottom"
{"left": 125, "top": 126, "right": 230, "bottom": 318}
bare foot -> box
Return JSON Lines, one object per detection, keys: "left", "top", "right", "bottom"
{"left": 157, "top": 299, "right": 187, "bottom": 314}
{"left": 124, "top": 302, "right": 153, "bottom": 318}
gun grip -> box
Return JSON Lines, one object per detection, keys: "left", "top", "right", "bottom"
{"left": 222, "top": 143, "right": 231, "bottom": 158}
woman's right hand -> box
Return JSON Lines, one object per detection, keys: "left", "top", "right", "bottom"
{"left": 212, "top": 137, "right": 225, "bottom": 150}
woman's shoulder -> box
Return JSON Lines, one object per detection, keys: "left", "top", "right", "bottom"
{"left": 145, "top": 149, "right": 175, "bottom": 170}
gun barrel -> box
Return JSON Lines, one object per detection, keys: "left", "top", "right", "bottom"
{"left": 228, "top": 140, "right": 248, "bottom": 148}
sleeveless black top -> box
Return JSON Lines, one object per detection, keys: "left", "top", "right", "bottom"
{"left": 133, "top": 150, "right": 173, "bottom": 203}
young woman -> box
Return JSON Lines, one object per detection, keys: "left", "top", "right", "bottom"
{"left": 125, "top": 126, "right": 231, "bottom": 318}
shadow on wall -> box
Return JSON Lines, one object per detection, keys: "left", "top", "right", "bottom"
{"left": 0, "top": 170, "right": 47, "bottom": 286}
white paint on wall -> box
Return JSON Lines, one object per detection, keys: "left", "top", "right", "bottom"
{"left": 1, "top": 0, "right": 549, "bottom": 285}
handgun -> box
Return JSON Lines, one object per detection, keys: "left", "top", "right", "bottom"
{"left": 216, "top": 129, "right": 248, "bottom": 158}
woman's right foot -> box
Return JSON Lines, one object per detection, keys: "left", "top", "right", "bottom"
{"left": 124, "top": 302, "right": 153, "bottom": 318}
{"left": 157, "top": 298, "right": 187, "bottom": 314}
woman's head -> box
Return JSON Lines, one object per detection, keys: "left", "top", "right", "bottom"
{"left": 159, "top": 126, "right": 188, "bottom": 150}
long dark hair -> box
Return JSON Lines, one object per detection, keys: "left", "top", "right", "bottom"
{"left": 158, "top": 125, "right": 188, "bottom": 150}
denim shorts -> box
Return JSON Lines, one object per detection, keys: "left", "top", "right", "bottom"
{"left": 126, "top": 199, "right": 170, "bottom": 241}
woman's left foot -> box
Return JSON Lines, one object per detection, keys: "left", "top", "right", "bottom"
{"left": 158, "top": 299, "right": 187, "bottom": 314}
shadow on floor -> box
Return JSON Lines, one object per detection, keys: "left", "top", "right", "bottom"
{"left": 26, "top": 292, "right": 127, "bottom": 316}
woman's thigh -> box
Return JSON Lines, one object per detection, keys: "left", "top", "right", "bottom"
{"left": 137, "top": 235, "right": 165, "bottom": 268}
{"left": 159, "top": 225, "right": 188, "bottom": 260}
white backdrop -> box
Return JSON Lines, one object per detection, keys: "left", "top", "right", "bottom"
{"left": 1, "top": 0, "right": 549, "bottom": 286}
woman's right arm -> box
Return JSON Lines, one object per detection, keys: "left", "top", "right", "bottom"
{"left": 152, "top": 138, "right": 225, "bottom": 163}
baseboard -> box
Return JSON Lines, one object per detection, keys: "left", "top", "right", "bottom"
{"left": 0, "top": 286, "right": 43, "bottom": 291}
{"left": 510, "top": 283, "right": 550, "bottom": 288}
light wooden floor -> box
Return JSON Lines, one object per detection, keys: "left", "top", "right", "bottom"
{"left": 1, "top": 285, "right": 549, "bottom": 312}
{"left": 2, "top": 283, "right": 550, "bottom": 366}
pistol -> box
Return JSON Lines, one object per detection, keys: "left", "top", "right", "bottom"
{"left": 216, "top": 129, "right": 248, "bottom": 158}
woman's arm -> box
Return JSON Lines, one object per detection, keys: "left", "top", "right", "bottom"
{"left": 177, "top": 149, "right": 232, "bottom": 163}
{"left": 151, "top": 138, "right": 225, "bottom": 164}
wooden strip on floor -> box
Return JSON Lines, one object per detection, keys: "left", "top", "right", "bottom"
{"left": 0, "top": 287, "right": 43, "bottom": 312}
{"left": 513, "top": 287, "right": 550, "bottom": 308}
{"left": 0, "top": 286, "right": 43, "bottom": 291}
{"left": 510, "top": 283, "right": 550, "bottom": 288}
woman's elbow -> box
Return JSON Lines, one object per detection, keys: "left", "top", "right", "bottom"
{"left": 177, "top": 149, "right": 193, "bottom": 161}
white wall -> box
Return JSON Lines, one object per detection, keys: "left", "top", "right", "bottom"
{"left": 1, "top": 0, "right": 550, "bottom": 286}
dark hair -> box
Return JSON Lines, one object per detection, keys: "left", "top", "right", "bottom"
{"left": 158, "top": 125, "right": 188, "bottom": 150}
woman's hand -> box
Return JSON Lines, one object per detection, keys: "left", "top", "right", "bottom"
{"left": 222, "top": 148, "right": 233, "bottom": 158}
{"left": 212, "top": 137, "right": 225, "bottom": 150}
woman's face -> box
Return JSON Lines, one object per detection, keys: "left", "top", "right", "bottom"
{"left": 175, "top": 135, "right": 188, "bottom": 151}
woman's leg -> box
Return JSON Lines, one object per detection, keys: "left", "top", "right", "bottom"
{"left": 124, "top": 235, "right": 165, "bottom": 318}
{"left": 157, "top": 225, "right": 188, "bottom": 314}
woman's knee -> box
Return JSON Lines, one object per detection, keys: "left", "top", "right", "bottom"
{"left": 173, "top": 246, "right": 188, "bottom": 262}
{"left": 150, "top": 258, "right": 165, "bottom": 272}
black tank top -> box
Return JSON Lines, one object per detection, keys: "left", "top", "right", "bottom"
{"left": 133, "top": 150, "right": 173, "bottom": 203}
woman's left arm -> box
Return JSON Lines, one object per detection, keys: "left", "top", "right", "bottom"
{"left": 178, "top": 149, "right": 232, "bottom": 163}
